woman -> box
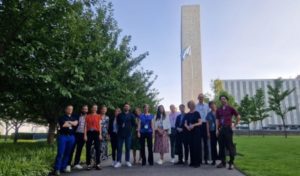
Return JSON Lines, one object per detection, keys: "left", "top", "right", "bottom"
{"left": 131, "top": 107, "right": 142, "bottom": 164}
{"left": 154, "top": 105, "right": 170, "bottom": 165}
{"left": 206, "top": 101, "right": 218, "bottom": 165}
{"left": 137, "top": 104, "right": 154, "bottom": 166}
{"left": 184, "top": 100, "right": 202, "bottom": 168}
{"left": 100, "top": 105, "right": 109, "bottom": 161}
{"left": 108, "top": 108, "right": 121, "bottom": 166}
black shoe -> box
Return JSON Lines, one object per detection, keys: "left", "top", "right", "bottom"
{"left": 175, "top": 161, "right": 184, "bottom": 165}
{"left": 228, "top": 163, "right": 234, "bottom": 170}
{"left": 211, "top": 161, "right": 216, "bottom": 166}
{"left": 96, "top": 164, "right": 102, "bottom": 170}
{"left": 204, "top": 161, "right": 208, "bottom": 165}
{"left": 217, "top": 163, "right": 226, "bottom": 168}
{"left": 189, "top": 163, "right": 194, "bottom": 167}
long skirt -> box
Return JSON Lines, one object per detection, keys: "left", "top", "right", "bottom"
{"left": 154, "top": 130, "right": 169, "bottom": 154}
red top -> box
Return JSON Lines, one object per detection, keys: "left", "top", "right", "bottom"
{"left": 216, "top": 105, "right": 239, "bottom": 127}
{"left": 85, "top": 114, "right": 102, "bottom": 132}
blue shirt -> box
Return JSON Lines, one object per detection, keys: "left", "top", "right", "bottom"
{"left": 206, "top": 111, "right": 217, "bottom": 131}
{"left": 196, "top": 103, "right": 210, "bottom": 122}
{"left": 140, "top": 113, "right": 154, "bottom": 134}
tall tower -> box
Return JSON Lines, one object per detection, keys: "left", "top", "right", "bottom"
{"left": 181, "top": 5, "right": 203, "bottom": 105}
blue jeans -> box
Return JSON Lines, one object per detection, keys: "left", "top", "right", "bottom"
{"left": 117, "top": 135, "right": 132, "bottom": 162}
{"left": 54, "top": 135, "right": 75, "bottom": 171}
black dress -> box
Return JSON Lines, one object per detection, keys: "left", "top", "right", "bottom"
{"left": 184, "top": 111, "right": 202, "bottom": 167}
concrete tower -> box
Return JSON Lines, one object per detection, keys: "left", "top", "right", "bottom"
{"left": 181, "top": 5, "right": 203, "bottom": 105}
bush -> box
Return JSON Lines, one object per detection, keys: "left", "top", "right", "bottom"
{"left": 0, "top": 142, "right": 56, "bottom": 176}
{"left": 10, "top": 133, "right": 48, "bottom": 140}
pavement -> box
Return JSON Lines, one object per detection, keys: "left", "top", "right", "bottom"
{"left": 66, "top": 153, "right": 245, "bottom": 176}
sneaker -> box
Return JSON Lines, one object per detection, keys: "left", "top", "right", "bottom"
{"left": 112, "top": 161, "right": 117, "bottom": 167}
{"left": 64, "top": 165, "right": 71, "bottom": 173}
{"left": 228, "top": 163, "right": 234, "bottom": 170}
{"left": 171, "top": 158, "right": 176, "bottom": 163}
{"left": 54, "top": 170, "right": 61, "bottom": 176}
{"left": 86, "top": 164, "right": 92, "bottom": 170}
{"left": 96, "top": 164, "right": 102, "bottom": 170}
{"left": 126, "top": 162, "right": 132, "bottom": 167}
{"left": 114, "top": 162, "right": 122, "bottom": 168}
{"left": 217, "top": 163, "right": 226, "bottom": 168}
{"left": 73, "top": 164, "right": 83, "bottom": 170}
{"left": 157, "top": 159, "right": 163, "bottom": 165}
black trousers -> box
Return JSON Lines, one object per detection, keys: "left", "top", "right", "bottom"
{"left": 189, "top": 128, "right": 202, "bottom": 166}
{"left": 68, "top": 133, "right": 85, "bottom": 165}
{"left": 175, "top": 132, "right": 189, "bottom": 162}
{"left": 200, "top": 123, "right": 209, "bottom": 162}
{"left": 110, "top": 132, "right": 118, "bottom": 161}
{"left": 219, "top": 126, "right": 235, "bottom": 164}
{"left": 140, "top": 133, "right": 153, "bottom": 165}
{"left": 170, "top": 128, "right": 176, "bottom": 159}
{"left": 209, "top": 131, "right": 218, "bottom": 162}
{"left": 86, "top": 131, "right": 101, "bottom": 165}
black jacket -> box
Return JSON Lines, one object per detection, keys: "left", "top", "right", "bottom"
{"left": 175, "top": 113, "right": 186, "bottom": 132}
{"left": 116, "top": 112, "right": 136, "bottom": 137}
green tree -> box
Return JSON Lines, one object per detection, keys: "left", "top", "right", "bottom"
{"left": 251, "top": 89, "right": 269, "bottom": 137}
{"left": 268, "top": 79, "right": 296, "bottom": 138}
{"left": 238, "top": 94, "right": 254, "bottom": 136}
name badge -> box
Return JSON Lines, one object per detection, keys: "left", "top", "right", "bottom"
{"left": 144, "top": 124, "right": 149, "bottom": 129}
{"left": 69, "top": 126, "right": 72, "bottom": 130}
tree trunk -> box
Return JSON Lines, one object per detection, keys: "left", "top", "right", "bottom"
{"left": 47, "top": 121, "right": 57, "bottom": 144}
{"left": 248, "top": 124, "right": 250, "bottom": 136}
{"left": 260, "top": 120, "right": 264, "bottom": 137}
{"left": 4, "top": 130, "right": 9, "bottom": 142}
{"left": 282, "top": 117, "right": 287, "bottom": 138}
{"left": 13, "top": 126, "right": 19, "bottom": 143}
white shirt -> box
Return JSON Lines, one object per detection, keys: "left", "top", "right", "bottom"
{"left": 154, "top": 116, "right": 171, "bottom": 132}
{"left": 196, "top": 103, "right": 210, "bottom": 122}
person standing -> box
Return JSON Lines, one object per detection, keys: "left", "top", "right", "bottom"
{"left": 184, "top": 101, "right": 202, "bottom": 168}
{"left": 206, "top": 101, "right": 218, "bottom": 165}
{"left": 114, "top": 102, "right": 136, "bottom": 168}
{"left": 154, "top": 105, "right": 170, "bottom": 165}
{"left": 175, "top": 104, "right": 189, "bottom": 165}
{"left": 195, "top": 93, "right": 210, "bottom": 164}
{"left": 216, "top": 95, "right": 240, "bottom": 170}
{"left": 132, "top": 108, "right": 141, "bottom": 164}
{"left": 100, "top": 105, "right": 109, "bottom": 161}
{"left": 108, "top": 108, "right": 121, "bottom": 167}
{"left": 68, "top": 105, "right": 88, "bottom": 170}
{"left": 84, "top": 104, "right": 102, "bottom": 170}
{"left": 54, "top": 105, "right": 78, "bottom": 176}
{"left": 169, "top": 104, "right": 180, "bottom": 163}
{"left": 137, "top": 104, "right": 154, "bottom": 166}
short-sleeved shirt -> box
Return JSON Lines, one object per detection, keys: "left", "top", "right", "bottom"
{"left": 206, "top": 111, "right": 216, "bottom": 131}
{"left": 58, "top": 114, "right": 78, "bottom": 135}
{"left": 140, "top": 113, "right": 154, "bottom": 134}
{"left": 216, "top": 105, "right": 239, "bottom": 127}
{"left": 184, "top": 111, "right": 201, "bottom": 131}
{"left": 196, "top": 103, "right": 210, "bottom": 122}
{"left": 85, "top": 114, "right": 102, "bottom": 132}
{"left": 76, "top": 114, "right": 87, "bottom": 133}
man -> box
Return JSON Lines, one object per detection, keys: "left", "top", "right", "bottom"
{"left": 114, "top": 102, "right": 136, "bottom": 168}
{"left": 195, "top": 93, "right": 210, "bottom": 164}
{"left": 67, "top": 105, "right": 88, "bottom": 170}
{"left": 84, "top": 104, "right": 102, "bottom": 170}
{"left": 169, "top": 104, "right": 180, "bottom": 163}
{"left": 174, "top": 104, "right": 189, "bottom": 165}
{"left": 54, "top": 105, "right": 78, "bottom": 176}
{"left": 206, "top": 101, "right": 218, "bottom": 165}
{"left": 216, "top": 95, "right": 240, "bottom": 170}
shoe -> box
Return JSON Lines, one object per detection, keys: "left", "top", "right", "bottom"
{"left": 228, "top": 163, "right": 234, "bottom": 170}
{"left": 217, "top": 163, "right": 226, "bottom": 168}
{"left": 112, "top": 161, "right": 117, "bottom": 167}
{"left": 126, "top": 162, "right": 132, "bottom": 167}
{"left": 175, "top": 161, "right": 184, "bottom": 165}
{"left": 64, "top": 165, "right": 71, "bottom": 173}
{"left": 54, "top": 170, "right": 61, "bottom": 176}
{"left": 171, "top": 158, "right": 176, "bottom": 163}
{"left": 114, "top": 162, "right": 122, "bottom": 168}
{"left": 211, "top": 161, "right": 216, "bottom": 166}
{"left": 74, "top": 164, "right": 83, "bottom": 170}
{"left": 96, "top": 164, "right": 102, "bottom": 170}
{"left": 204, "top": 161, "right": 208, "bottom": 165}
{"left": 157, "top": 159, "right": 163, "bottom": 165}
{"left": 86, "top": 164, "right": 92, "bottom": 170}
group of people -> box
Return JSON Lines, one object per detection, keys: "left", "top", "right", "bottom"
{"left": 52, "top": 93, "right": 240, "bottom": 176}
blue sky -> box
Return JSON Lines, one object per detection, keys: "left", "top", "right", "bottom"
{"left": 110, "top": 0, "right": 300, "bottom": 108}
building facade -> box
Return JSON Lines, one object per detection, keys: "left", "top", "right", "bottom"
{"left": 181, "top": 5, "right": 203, "bottom": 105}
{"left": 221, "top": 78, "right": 300, "bottom": 129}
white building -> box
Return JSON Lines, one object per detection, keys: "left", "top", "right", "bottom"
{"left": 221, "top": 77, "right": 300, "bottom": 130}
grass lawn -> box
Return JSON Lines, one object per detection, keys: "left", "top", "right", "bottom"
{"left": 234, "top": 136, "right": 300, "bottom": 176}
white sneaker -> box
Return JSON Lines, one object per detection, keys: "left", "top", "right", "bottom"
{"left": 73, "top": 164, "right": 83, "bottom": 170}
{"left": 157, "top": 159, "right": 163, "bottom": 165}
{"left": 126, "top": 162, "right": 132, "bottom": 167}
{"left": 171, "top": 158, "right": 176, "bottom": 163}
{"left": 112, "top": 161, "right": 117, "bottom": 167}
{"left": 64, "top": 165, "right": 71, "bottom": 173}
{"left": 114, "top": 162, "right": 122, "bottom": 168}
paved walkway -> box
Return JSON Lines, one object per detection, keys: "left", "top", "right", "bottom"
{"left": 66, "top": 154, "right": 245, "bottom": 176}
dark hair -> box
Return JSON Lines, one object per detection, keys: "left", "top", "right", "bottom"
{"left": 208, "top": 101, "right": 215, "bottom": 107}
{"left": 123, "top": 102, "right": 130, "bottom": 106}
{"left": 219, "top": 95, "right": 229, "bottom": 101}
{"left": 179, "top": 104, "right": 185, "bottom": 108}
{"left": 81, "top": 105, "right": 88, "bottom": 108}
{"left": 156, "top": 105, "right": 166, "bottom": 120}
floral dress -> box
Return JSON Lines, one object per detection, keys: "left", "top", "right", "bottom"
{"left": 101, "top": 115, "right": 109, "bottom": 161}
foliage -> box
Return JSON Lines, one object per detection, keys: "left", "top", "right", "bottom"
{"left": 267, "top": 79, "right": 296, "bottom": 138}
{"left": 0, "top": 0, "right": 160, "bottom": 143}
{"left": 238, "top": 94, "right": 253, "bottom": 134}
